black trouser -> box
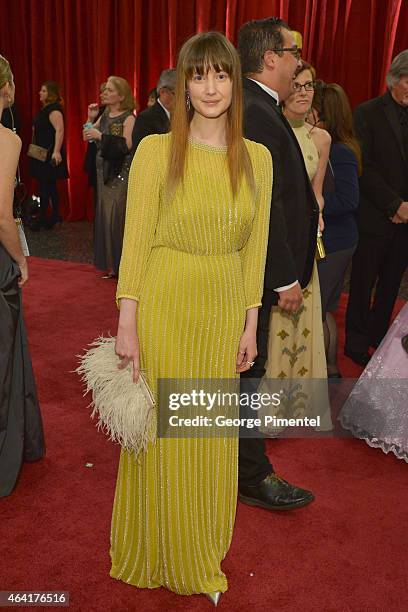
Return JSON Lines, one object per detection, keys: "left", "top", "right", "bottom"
{"left": 239, "top": 291, "right": 274, "bottom": 487}
{"left": 345, "top": 228, "right": 408, "bottom": 353}
{"left": 39, "top": 179, "right": 60, "bottom": 225}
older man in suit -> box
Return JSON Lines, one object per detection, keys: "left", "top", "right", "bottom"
{"left": 345, "top": 50, "right": 408, "bottom": 366}
{"left": 132, "top": 69, "right": 176, "bottom": 152}
{"left": 237, "top": 17, "right": 319, "bottom": 511}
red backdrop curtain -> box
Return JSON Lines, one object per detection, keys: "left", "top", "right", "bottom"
{"left": 1, "top": 0, "right": 408, "bottom": 221}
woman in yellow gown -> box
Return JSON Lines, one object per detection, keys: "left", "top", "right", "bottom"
{"left": 110, "top": 32, "right": 272, "bottom": 602}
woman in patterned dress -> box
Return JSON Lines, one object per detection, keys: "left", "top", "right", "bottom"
{"left": 261, "top": 61, "right": 332, "bottom": 433}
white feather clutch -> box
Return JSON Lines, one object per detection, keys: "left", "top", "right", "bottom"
{"left": 76, "top": 336, "right": 155, "bottom": 456}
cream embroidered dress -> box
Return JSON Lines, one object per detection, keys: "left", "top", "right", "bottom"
{"left": 261, "top": 120, "right": 331, "bottom": 432}
{"left": 110, "top": 134, "right": 272, "bottom": 594}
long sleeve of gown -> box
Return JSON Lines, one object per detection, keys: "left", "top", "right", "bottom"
{"left": 116, "top": 135, "right": 162, "bottom": 303}
{"left": 240, "top": 145, "right": 273, "bottom": 309}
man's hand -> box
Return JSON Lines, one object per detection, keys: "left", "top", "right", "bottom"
{"left": 395, "top": 201, "right": 408, "bottom": 222}
{"left": 277, "top": 282, "right": 303, "bottom": 312}
{"left": 390, "top": 213, "right": 405, "bottom": 224}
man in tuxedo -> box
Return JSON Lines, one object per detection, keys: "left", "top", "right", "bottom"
{"left": 237, "top": 17, "right": 319, "bottom": 510}
{"left": 345, "top": 50, "right": 408, "bottom": 366}
{"left": 132, "top": 69, "right": 176, "bottom": 152}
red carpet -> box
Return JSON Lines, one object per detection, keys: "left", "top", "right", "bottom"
{"left": 1, "top": 257, "right": 407, "bottom": 612}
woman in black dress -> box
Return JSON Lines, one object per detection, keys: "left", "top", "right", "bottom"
{"left": 83, "top": 76, "right": 135, "bottom": 278}
{"left": 29, "top": 81, "right": 69, "bottom": 230}
{"left": 0, "top": 55, "right": 45, "bottom": 497}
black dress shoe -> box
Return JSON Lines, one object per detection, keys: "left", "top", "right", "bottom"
{"left": 344, "top": 349, "right": 370, "bottom": 367}
{"left": 239, "top": 473, "right": 314, "bottom": 511}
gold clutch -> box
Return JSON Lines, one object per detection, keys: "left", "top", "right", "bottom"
{"left": 316, "top": 228, "right": 326, "bottom": 261}
{"left": 27, "top": 143, "right": 48, "bottom": 162}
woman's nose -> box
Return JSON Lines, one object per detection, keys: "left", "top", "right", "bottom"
{"left": 204, "top": 76, "right": 217, "bottom": 94}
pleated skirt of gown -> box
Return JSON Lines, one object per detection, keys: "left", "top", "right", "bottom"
{"left": 110, "top": 247, "right": 245, "bottom": 594}
{"left": 0, "top": 245, "right": 45, "bottom": 497}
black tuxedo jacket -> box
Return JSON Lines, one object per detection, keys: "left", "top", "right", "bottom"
{"left": 354, "top": 91, "right": 408, "bottom": 236}
{"left": 132, "top": 101, "right": 170, "bottom": 153}
{"left": 243, "top": 78, "right": 319, "bottom": 303}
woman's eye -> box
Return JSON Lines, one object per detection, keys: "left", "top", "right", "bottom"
{"left": 193, "top": 74, "right": 203, "bottom": 81}
{"left": 217, "top": 73, "right": 227, "bottom": 80}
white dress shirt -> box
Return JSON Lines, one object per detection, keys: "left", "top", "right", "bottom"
{"left": 157, "top": 98, "right": 170, "bottom": 120}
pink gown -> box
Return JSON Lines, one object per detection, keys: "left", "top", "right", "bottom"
{"left": 339, "top": 302, "right": 408, "bottom": 462}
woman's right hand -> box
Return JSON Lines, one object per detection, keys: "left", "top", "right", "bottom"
{"left": 318, "top": 211, "right": 325, "bottom": 232}
{"left": 18, "top": 258, "right": 28, "bottom": 287}
{"left": 115, "top": 327, "right": 141, "bottom": 382}
{"left": 87, "top": 103, "right": 99, "bottom": 121}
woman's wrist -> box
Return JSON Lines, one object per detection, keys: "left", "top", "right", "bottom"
{"left": 118, "top": 317, "right": 137, "bottom": 330}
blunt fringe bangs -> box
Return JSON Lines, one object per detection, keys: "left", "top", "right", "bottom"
{"left": 168, "top": 31, "right": 255, "bottom": 198}
{"left": 181, "top": 33, "right": 236, "bottom": 81}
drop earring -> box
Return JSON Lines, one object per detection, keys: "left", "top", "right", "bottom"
{"left": 185, "top": 91, "right": 191, "bottom": 112}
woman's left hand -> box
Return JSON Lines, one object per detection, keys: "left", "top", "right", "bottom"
{"left": 236, "top": 328, "right": 257, "bottom": 373}
{"left": 83, "top": 127, "right": 102, "bottom": 142}
{"left": 51, "top": 151, "right": 62, "bottom": 166}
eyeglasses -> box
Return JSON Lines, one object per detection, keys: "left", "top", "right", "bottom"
{"left": 273, "top": 46, "right": 301, "bottom": 60}
{"left": 293, "top": 81, "right": 314, "bottom": 92}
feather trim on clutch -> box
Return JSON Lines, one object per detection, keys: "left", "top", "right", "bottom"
{"left": 76, "top": 336, "right": 155, "bottom": 457}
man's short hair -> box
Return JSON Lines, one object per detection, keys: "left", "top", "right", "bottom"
{"left": 386, "top": 49, "right": 408, "bottom": 89}
{"left": 157, "top": 68, "right": 176, "bottom": 93}
{"left": 237, "top": 17, "right": 290, "bottom": 75}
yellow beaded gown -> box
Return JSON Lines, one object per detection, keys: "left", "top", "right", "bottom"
{"left": 110, "top": 134, "right": 272, "bottom": 595}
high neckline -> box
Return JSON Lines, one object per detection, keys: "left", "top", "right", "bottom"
{"left": 287, "top": 117, "right": 305, "bottom": 128}
{"left": 188, "top": 137, "right": 228, "bottom": 152}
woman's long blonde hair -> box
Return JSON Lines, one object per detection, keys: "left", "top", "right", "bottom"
{"left": 168, "top": 31, "right": 254, "bottom": 197}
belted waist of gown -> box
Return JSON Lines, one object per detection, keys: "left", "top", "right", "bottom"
{"left": 153, "top": 244, "right": 242, "bottom": 257}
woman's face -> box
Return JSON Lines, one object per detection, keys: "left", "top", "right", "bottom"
{"left": 285, "top": 69, "right": 314, "bottom": 118}
{"left": 187, "top": 67, "right": 232, "bottom": 120}
{"left": 104, "top": 79, "right": 124, "bottom": 107}
{"left": 39, "top": 85, "right": 48, "bottom": 104}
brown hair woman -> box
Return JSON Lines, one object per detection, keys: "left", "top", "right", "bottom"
{"left": 29, "top": 80, "right": 69, "bottom": 230}
{"left": 312, "top": 82, "right": 362, "bottom": 377}
{"left": 260, "top": 60, "right": 333, "bottom": 433}
{"left": 107, "top": 32, "right": 272, "bottom": 603}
